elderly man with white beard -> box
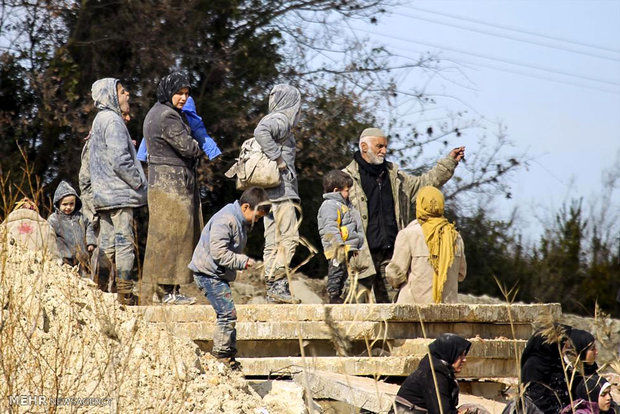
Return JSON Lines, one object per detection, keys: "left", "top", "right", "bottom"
{"left": 342, "top": 127, "right": 465, "bottom": 303}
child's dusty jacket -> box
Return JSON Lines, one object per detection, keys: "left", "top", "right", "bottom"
{"left": 47, "top": 181, "right": 96, "bottom": 260}
{"left": 188, "top": 201, "right": 249, "bottom": 282}
{"left": 317, "top": 192, "right": 365, "bottom": 259}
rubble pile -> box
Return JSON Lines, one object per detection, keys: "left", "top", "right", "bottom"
{"left": 0, "top": 244, "right": 273, "bottom": 413}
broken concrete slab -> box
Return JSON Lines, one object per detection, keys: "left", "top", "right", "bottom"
{"left": 139, "top": 303, "right": 561, "bottom": 324}
{"left": 153, "top": 320, "right": 534, "bottom": 341}
{"left": 237, "top": 355, "right": 519, "bottom": 378}
{"left": 292, "top": 369, "right": 508, "bottom": 413}
{"left": 390, "top": 338, "right": 526, "bottom": 359}
{"left": 249, "top": 380, "right": 313, "bottom": 414}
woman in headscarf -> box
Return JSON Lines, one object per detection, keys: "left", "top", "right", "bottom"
{"left": 561, "top": 375, "right": 616, "bottom": 413}
{"left": 141, "top": 72, "right": 202, "bottom": 305}
{"left": 521, "top": 323, "right": 573, "bottom": 413}
{"left": 386, "top": 186, "right": 466, "bottom": 304}
{"left": 566, "top": 329, "right": 599, "bottom": 395}
{"left": 394, "top": 333, "right": 472, "bottom": 413}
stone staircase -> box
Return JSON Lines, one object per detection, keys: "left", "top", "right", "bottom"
{"left": 139, "top": 303, "right": 561, "bottom": 379}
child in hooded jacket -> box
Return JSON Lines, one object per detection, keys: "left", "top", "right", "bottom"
{"left": 317, "top": 170, "right": 365, "bottom": 303}
{"left": 48, "top": 181, "right": 96, "bottom": 270}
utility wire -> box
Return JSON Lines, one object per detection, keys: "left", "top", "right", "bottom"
{"left": 402, "top": 5, "right": 620, "bottom": 55}
{"left": 388, "top": 46, "right": 620, "bottom": 96}
{"left": 393, "top": 10, "right": 620, "bottom": 63}
{"left": 353, "top": 28, "right": 620, "bottom": 88}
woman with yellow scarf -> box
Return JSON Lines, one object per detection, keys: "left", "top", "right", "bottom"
{"left": 385, "top": 186, "right": 466, "bottom": 303}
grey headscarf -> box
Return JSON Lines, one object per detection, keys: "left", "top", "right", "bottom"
{"left": 157, "top": 72, "right": 190, "bottom": 108}
{"left": 91, "top": 78, "right": 121, "bottom": 116}
{"left": 268, "top": 84, "right": 301, "bottom": 128}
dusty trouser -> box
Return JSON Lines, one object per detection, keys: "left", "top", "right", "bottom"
{"left": 352, "top": 248, "right": 394, "bottom": 303}
{"left": 194, "top": 274, "right": 237, "bottom": 358}
{"left": 263, "top": 201, "right": 299, "bottom": 281}
{"left": 99, "top": 207, "right": 135, "bottom": 282}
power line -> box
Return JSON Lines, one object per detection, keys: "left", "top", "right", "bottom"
{"left": 392, "top": 10, "right": 620, "bottom": 63}
{"left": 388, "top": 46, "right": 620, "bottom": 96}
{"left": 402, "top": 4, "right": 620, "bottom": 55}
{"left": 353, "top": 28, "right": 620, "bottom": 88}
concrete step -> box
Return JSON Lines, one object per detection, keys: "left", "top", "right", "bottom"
{"left": 156, "top": 320, "right": 535, "bottom": 341}
{"left": 140, "top": 303, "right": 560, "bottom": 324}
{"left": 237, "top": 354, "right": 520, "bottom": 378}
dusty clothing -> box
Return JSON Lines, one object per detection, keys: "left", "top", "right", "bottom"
{"left": 254, "top": 84, "right": 301, "bottom": 202}
{"left": 343, "top": 154, "right": 457, "bottom": 280}
{"left": 387, "top": 220, "right": 465, "bottom": 304}
{"left": 263, "top": 200, "right": 298, "bottom": 281}
{"left": 47, "top": 181, "right": 96, "bottom": 261}
{"left": 317, "top": 192, "right": 364, "bottom": 259}
{"left": 188, "top": 201, "right": 250, "bottom": 282}
{"left": 0, "top": 208, "right": 59, "bottom": 258}
{"left": 89, "top": 78, "right": 147, "bottom": 211}
{"left": 78, "top": 137, "right": 96, "bottom": 223}
{"left": 99, "top": 208, "right": 135, "bottom": 281}
{"left": 396, "top": 334, "right": 471, "bottom": 414}
{"left": 142, "top": 95, "right": 202, "bottom": 295}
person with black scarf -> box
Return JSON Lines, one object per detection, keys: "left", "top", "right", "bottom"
{"left": 521, "top": 324, "right": 573, "bottom": 414}
{"left": 394, "top": 333, "right": 472, "bottom": 414}
{"left": 561, "top": 375, "right": 618, "bottom": 413}
{"left": 566, "top": 329, "right": 599, "bottom": 396}
{"left": 141, "top": 72, "right": 202, "bottom": 305}
{"left": 342, "top": 127, "right": 464, "bottom": 303}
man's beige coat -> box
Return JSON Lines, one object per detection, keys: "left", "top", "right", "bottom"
{"left": 342, "top": 156, "right": 458, "bottom": 279}
{"left": 386, "top": 220, "right": 466, "bottom": 303}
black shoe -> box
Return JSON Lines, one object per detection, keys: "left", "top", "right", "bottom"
{"left": 329, "top": 295, "right": 344, "bottom": 304}
{"left": 266, "top": 279, "right": 301, "bottom": 304}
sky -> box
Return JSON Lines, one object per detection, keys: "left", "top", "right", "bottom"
{"left": 347, "top": 0, "right": 620, "bottom": 241}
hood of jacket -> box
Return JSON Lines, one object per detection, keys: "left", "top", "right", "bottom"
{"left": 53, "top": 180, "right": 82, "bottom": 213}
{"left": 91, "top": 78, "right": 121, "bottom": 115}
{"left": 268, "top": 84, "right": 301, "bottom": 128}
{"left": 322, "top": 191, "right": 347, "bottom": 204}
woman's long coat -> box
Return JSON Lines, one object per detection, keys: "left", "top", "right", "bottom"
{"left": 141, "top": 101, "right": 202, "bottom": 298}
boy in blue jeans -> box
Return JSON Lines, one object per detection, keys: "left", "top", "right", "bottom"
{"left": 189, "top": 187, "right": 270, "bottom": 369}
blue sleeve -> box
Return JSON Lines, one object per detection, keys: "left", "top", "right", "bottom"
{"left": 137, "top": 139, "right": 148, "bottom": 162}
{"left": 182, "top": 101, "right": 222, "bottom": 160}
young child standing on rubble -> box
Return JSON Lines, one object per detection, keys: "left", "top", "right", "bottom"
{"left": 48, "top": 180, "right": 96, "bottom": 271}
{"left": 317, "top": 170, "right": 365, "bottom": 304}
{"left": 189, "top": 187, "right": 270, "bottom": 369}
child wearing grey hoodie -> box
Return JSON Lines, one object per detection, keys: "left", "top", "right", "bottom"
{"left": 317, "top": 170, "right": 365, "bottom": 303}
{"left": 189, "top": 187, "right": 270, "bottom": 370}
{"left": 48, "top": 180, "right": 96, "bottom": 270}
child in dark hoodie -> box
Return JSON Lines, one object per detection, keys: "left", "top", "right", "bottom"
{"left": 48, "top": 181, "right": 96, "bottom": 272}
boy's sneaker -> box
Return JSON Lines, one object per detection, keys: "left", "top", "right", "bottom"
{"left": 162, "top": 292, "right": 196, "bottom": 305}
{"left": 328, "top": 295, "right": 344, "bottom": 304}
{"left": 266, "top": 279, "right": 301, "bottom": 304}
{"left": 217, "top": 357, "right": 242, "bottom": 371}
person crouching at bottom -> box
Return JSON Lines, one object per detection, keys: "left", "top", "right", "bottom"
{"left": 188, "top": 187, "right": 270, "bottom": 370}
{"left": 394, "top": 333, "right": 478, "bottom": 414}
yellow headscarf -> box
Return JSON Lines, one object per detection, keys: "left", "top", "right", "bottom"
{"left": 415, "top": 186, "right": 458, "bottom": 303}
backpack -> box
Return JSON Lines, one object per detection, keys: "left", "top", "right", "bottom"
{"left": 225, "top": 138, "right": 281, "bottom": 190}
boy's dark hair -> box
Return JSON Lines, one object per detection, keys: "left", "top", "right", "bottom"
{"left": 322, "top": 170, "right": 354, "bottom": 193}
{"left": 239, "top": 187, "right": 271, "bottom": 213}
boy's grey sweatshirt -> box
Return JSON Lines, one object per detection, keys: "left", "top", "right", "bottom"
{"left": 317, "top": 192, "right": 365, "bottom": 258}
{"left": 188, "top": 201, "right": 249, "bottom": 282}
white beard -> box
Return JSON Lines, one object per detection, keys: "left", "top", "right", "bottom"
{"left": 366, "top": 151, "right": 385, "bottom": 165}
